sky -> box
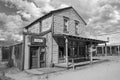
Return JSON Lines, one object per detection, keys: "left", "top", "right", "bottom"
{"left": 0, "top": 0, "right": 120, "bottom": 41}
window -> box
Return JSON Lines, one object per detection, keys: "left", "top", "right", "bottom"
{"left": 63, "top": 17, "right": 69, "bottom": 33}
{"left": 75, "top": 20, "right": 79, "bottom": 35}
{"left": 59, "top": 46, "right": 65, "bottom": 59}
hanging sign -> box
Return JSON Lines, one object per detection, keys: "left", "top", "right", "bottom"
{"left": 34, "top": 38, "right": 43, "bottom": 43}
{"left": 31, "top": 36, "right": 46, "bottom": 46}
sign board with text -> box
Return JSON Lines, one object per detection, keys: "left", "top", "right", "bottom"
{"left": 31, "top": 36, "right": 46, "bottom": 46}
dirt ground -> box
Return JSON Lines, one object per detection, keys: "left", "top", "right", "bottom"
{"left": 1, "top": 56, "right": 120, "bottom": 80}
{"left": 0, "top": 62, "right": 13, "bottom": 80}
{"left": 50, "top": 56, "right": 120, "bottom": 80}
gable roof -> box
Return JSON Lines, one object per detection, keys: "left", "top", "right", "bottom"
{"left": 25, "top": 6, "right": 87, "bottom": 29}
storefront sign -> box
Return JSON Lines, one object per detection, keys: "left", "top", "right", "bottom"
{"left": 34, "top": 39, "right": 43, "bottom": 43}
{"left": 31, "top": 36, "right": 46, "bottom": 46}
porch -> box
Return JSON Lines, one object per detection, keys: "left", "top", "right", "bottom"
{"left": 53, "top": 34, "right": 107, "bottom": 68}
{"left": 97, "top": 43, "right": 120, "bottom": 56}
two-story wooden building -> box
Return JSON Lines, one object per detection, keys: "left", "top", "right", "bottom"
{"left": 22, "top": 7, "right": 106, "bottom": 70}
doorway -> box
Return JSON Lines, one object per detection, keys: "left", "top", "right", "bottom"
{"left": 30, "top": 46, "right": 46, "bottom": 69}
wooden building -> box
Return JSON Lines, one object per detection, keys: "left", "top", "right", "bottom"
{"left": 96, "top": 32, "right": 120, "bottom": 56}
{"left": 19, "top": 7, "right": 106, "bottom": 70}
{"left": 0, "top": 42, "right": 23, "bottom": 70}
{"left": 0, "top": 41, "right": 15, "bottom": 62}
{"left": 22, "top": 7, "right": 106, "bottom": 70}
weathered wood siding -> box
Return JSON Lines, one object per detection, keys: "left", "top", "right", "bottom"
{"left": 52, "top": 37, "right": 59, "bottom": 64}
{"left": 41, "top": 16, "right": 52, "bottom": 32}
{"left": 0, "top": 47, "right": 2, "bottom": 61}
{"left": 14, "top": 44, "right": 23, "bottom": 70}
{"left": 5, "top": 43, "right": 23, "bottom": 70}
{"left": 43, "top": 32, "right": 52, "bottom": 67}
{"left": 27, "top": 16, "right": 52, "bottom": 33}
{"left": 25, "top": 15, "right": 52, "bottom": 68}
{"left": 2, "top": 47, "right": 10, "bottom": 61}
{"left": 28, "top": 22, "right": 40, "bottom": 33}
{"left": 53, "top": 8, "right": 87, "bottom": 37}
{"left": 24, "top": 35, "right": 30, "bottom": 69}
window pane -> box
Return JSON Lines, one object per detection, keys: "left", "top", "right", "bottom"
{"left": 75, "top": 21, "right": 79, "bottom": 34}
{"left": 63, "top": 17, "right": 69, "bottom": 32}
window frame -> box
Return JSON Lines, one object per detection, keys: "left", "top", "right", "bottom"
{"left": 75, "top": 20, "right": 79, "bottom": 35}
{"left": 63, "top": 16, "right": 69, "bottom": 33}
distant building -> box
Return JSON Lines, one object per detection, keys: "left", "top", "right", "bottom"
{"left": 0, "top": 41, "right": 15, "bottom": 62}
{"left": 96, "top": 32, "right": 120, "bottom": 56}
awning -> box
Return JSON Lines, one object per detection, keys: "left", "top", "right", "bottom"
{"left": 53, "top": 34, "right": 107, "bottom": 44}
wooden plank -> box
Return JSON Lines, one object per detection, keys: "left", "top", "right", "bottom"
{"left": 65, "top": 36, "right": 68, "bottom": 68}
{"left": 38, "top": 47, "right": 40, "bottom": 68}
{"left": 105, "top": 43, "right": 107, "bottom": 56}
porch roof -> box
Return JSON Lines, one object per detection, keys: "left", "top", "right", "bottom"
{"left": 53, "top": 34, "right": 107, "bottom": 44}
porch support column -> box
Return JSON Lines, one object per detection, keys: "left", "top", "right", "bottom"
{"left": 110, "top": 46, "right": 112, "bottom": 55}
{"left": 118, "top": 46, "right": 119, "bottom": 55}
{"left": 72, "top": 47, "right": 75, "bottom": 70}
{"left": 65, "top": 36, "right": 68, "bottom": 68}
{"left": 38, "top": 47, "right": 40, "bottom": 68}
{"left": 105, "top": 43, "right": 107, "bottom": 56}
{"left": 85, "top": 45, "right": 88, "bottom": 59}
{"left": 102, "top": 46, "right": 104, "bottom": 56}
{"left": 0, "top": 47, "right": 2, "bottom": 62}
{"left": 95, "top": 46, "right": 97, "bottom": 56}
{"left": 90, "top": 42, "right": 93, "bottom": 64}
{"left": 77, "top": 43, "right": 79, "bottom": 57}
{"left": 12, "top": 46, "right": 16, "bottom": 67}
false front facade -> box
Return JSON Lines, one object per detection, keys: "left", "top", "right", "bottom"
{"left": 23, "top": 7, "right": 106, "bottom": 70}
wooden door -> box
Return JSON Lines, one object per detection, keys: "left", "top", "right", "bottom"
{"left": 30, "top": 46, "right": 39, "bottom": 69}
{"left": 39, "top": 47, "right": 46, "bottom": 68}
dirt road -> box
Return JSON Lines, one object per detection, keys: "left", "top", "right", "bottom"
{"left": 5, "top": 56, "right": 120, "bottom": 80}
{"left": 50, "top": 57, "right": 120, "bottom": 80}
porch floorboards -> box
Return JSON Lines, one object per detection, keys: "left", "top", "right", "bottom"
{"left": 55, "top": 57, "right": 107, "bottom": 68}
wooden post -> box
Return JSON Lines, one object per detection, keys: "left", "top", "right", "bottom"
{"left": 0, "top": 47, "right": 2, "bottom": 62}
{"left": 90, "top": 42, "right": 93, "bottom": 64}
{"left": 105, "top": 43, "right": 107, "bottom": 56}
{"left": 85, "top": 45, "right": 88, "bottom": 59}
{"left": 73, "top": 47, "right": 74, "bottom": 57}
{"left": 39, "top": 21, "right": 42, "bottom": 32}
{"left": 118, "top": 46, "right": 120, "bottom": 55}
{"left": 77, "top": 44, "right": 79, "bottom": 57}
{"left": 21, "top": 34, "right": 25, "bottom": 70}
{"left": 65, "top": 36, "right": 68, "bottom": 68}
{"left": 102, "top": 46, "right": 104, "bottom": 56}
{"left": 72, "top": 58, "right": 75, "bottom": 70}
{"left": 110, "top": 46, "right": 112, "bottom": 55}
{"left": 38, "top": 47, "right": 40, "bottom": 68}
{"left": 12, "top": 46, "right": 16, "bottom": 67}
{"left": 72, "top": 47, "right": 75, "bottom": 70}
{"left": 96, "top": 46, "right": 97, "bottom": 56}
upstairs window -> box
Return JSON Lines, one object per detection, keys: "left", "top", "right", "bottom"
{"left": 75, "top": 20, "right": 79, "bottom": 35}
{"left": 63, "top": 17, "right": 69, "bottom": 33}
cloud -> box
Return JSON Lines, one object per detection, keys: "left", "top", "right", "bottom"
{"left": 0, "top": 12, "right": 24, "bottom": 41}
{"left": 42, "top": 3, "right": 55, "bottom": 13}
{"left": 1, "top": 0, "right": 42, "bottom": 19}
{"left": 1, "top": 0, "right": 120, "bottom": 41}
{"left": 0, "top": 0, "right": 56, "bottom": 42}
{"left": 59, "top": 4, "right": 69, "bottom": 8}
{"left": 87, "top": 0, "right": 120, "bottom": 36}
